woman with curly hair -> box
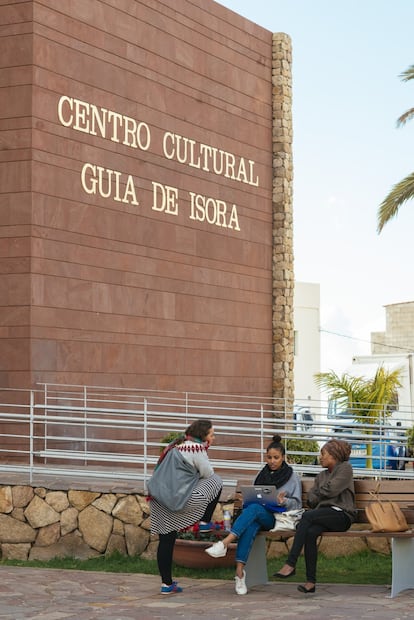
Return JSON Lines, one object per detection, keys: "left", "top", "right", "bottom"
{"left": 150, "top": 419, "right": 222, "bottom": 595}
{"left": 274, "top": 438, "right": 357, "bottom": 594}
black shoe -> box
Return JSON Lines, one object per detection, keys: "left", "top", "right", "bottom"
{"left": 297, "top": 584, "right": 316, "bottom": 593}
{"left": 273, "top": 568, "right": 296, "bottom": 579}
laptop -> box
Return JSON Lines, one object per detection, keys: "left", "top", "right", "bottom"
{"left": 240, "top": 485, "right": 285, "bottom": 511}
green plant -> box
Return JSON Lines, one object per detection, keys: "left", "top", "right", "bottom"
{"left": 377, "top": 64, "right": 414, "bottom": 233}
{"left": 406, "top": 425, "right": 414, "bottom": 456}
{"left": 159, "top": 431, "right": 182, "bottom": 452}
{"left": 315, "top": 365, "right": 403, "bottom": 467}
{"left": 285, "top": 438, "right": 319, "bottom": 464}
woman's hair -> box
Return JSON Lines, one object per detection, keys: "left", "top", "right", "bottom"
{"left": 266, "top": 434, "right": 285, "bottom": 456}
{"left": 185, "top": 419, "right": 213, "bottom": 441}
{"left": 322, "top": 438, "right": 352, "bottom": 462}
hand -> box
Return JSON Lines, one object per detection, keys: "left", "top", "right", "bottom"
{"left": 277, "top": 490, "right": 287, "bottom": 505}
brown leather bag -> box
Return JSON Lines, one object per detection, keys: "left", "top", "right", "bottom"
{"left": 365, "top": 484, "right": 409, "bottom": 533}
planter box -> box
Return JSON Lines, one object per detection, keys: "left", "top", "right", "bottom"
{"left": 173, "top": 539, "right": 236, "bottom": 569}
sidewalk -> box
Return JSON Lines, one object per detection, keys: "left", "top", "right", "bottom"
{"left": 0, "top": 566, "right": 413, "bottom": 620}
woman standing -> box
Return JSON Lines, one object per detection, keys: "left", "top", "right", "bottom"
{"left": 274, "top": 438, "right": 356, "bottom": 593}
{"left": 150, "top": 419, "right": 222, "bottom": 595}
{"left": 205, "top": 434, "right": 302, "bottom": 595}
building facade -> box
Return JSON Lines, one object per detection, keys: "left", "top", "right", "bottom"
{"left": 1, "top": 0, "right": 293, "bottom": 401}
{"left": 372, "top": 301, "right": 414, "bottom": 354}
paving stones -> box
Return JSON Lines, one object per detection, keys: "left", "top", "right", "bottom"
{"left": 0, "top": 566, "right": 414, "bottom": 620}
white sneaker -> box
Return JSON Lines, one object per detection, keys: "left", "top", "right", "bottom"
{"left": 235, "top": 570, "right": 247, "bottom": 595}
{"left": 205, "top": 540, "right": 227, "bottom": 558}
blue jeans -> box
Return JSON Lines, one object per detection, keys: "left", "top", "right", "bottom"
{"left": 231, "top": 503, "right": 275, "bottom": 564}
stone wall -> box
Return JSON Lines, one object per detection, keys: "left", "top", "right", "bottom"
{"left": 0, "top": 484, "right": 390, "bottom": 561}
{"left": 0, "top": 483, "right": 234, "bottom": 562}
{"left": 0, "top": 484, "right": 154, "bottom": 562}
{"left": 272, "top": 33, "right": 294, "bottom": 404}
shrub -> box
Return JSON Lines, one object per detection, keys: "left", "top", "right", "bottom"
{"left": 406, "top": 425, "right": 414, "bottom": 457}
{"left": 285, "top": 438, "right": 319, "bottom": 464}
{"left": 159, "top": 431, "right": 182, "bottom": 452}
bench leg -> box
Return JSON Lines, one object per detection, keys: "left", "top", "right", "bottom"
{"left": 244, "top": 535, "right": 268, "bottom": 589}
{"left": 390, "top": 538, "right": 414, "bottom": 598}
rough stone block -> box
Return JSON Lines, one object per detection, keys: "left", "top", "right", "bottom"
{"left": 112, "top": 496, "right": 143, "bottom": 525}
{"left": 1, "top": 543, "right": 31, "bottom": 561}
{"left": 24, "top": 495, "right": 60, "bottom": 528}
{"left": 68, "top": 490, "right": 100, "bottom": 511}
{"left": 124, "top": 523, "right": 149, "bottom": 556}
{"left": 35, "top": 522, "right": 61, "bottom": 547}
{"left": 78, "top": 505, "right": 112, "bottom": 552}
{"left": 0, "top": 513, "right": 36, "bottom": 543}
{"left": 0, "top": 487, "right": 13, "bottom": 514}
{"left": 11, "top": 486, "right": 34, "bottom": 508}
{"left": 60, "top": 507, "right": 78, "bottom": 536}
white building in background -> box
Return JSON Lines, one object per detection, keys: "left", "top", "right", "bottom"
{"left": 347, "top": 300, "right": 414, "bottom": 421}
{"left": 293, "top": 282, "right": 321, "bottom": 403}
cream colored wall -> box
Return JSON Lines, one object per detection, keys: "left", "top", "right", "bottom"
{"left": 293, "top": 282, "right": 321, "bottom": 403}
{"left": 372, "top": 301, "right": 414, "bottom": 354}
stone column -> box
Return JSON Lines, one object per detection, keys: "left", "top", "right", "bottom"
{"left": 272, "top": 33, "right": 294, "bottom": 411}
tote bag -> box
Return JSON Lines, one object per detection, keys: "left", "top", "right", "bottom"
{"left": 270, "top": 509, "right": 305, "bottom": 532}
{"left": 147, "top": 447, "right": 200, "bottom": 511}
{"left": 365, "top": 484, "right": 409, "bottom": 533}
{"left": 365, "top": 500, "right": 409, "bottom": 532}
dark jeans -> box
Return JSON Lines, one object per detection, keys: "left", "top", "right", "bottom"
{"left": 286, "top": 507, "right": 352, "bottom": 583}
{"left": 157, "top": 490, "right": 221, "bottom": 585}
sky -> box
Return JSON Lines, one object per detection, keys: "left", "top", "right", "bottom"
{"left": 219, "top": 0, "right": 414, "bottom": 374}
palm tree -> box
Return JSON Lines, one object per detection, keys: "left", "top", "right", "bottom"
{"left": 377, "top": 64, "right": 414, "bottom": 233}
{"left": 315, "top": 366, "right": 403, "bottom": 467}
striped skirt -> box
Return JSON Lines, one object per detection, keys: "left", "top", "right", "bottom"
{"left": 150, "top": 473, "right": 223, "bottom": 535}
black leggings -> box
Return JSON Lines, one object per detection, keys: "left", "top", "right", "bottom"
{"left": 157, "top": 530, "right": 178, "bottom": 585}
{"left": 286, "top": 507, "right": 352, "bottom": 583}
{"left": 157, "top": 492, "right": 221, "bottom": 585}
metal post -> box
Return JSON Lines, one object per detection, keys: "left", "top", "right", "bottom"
{"left": 260, "top": 404, "right": 264, "bottom": 465}
{"left": 29, "top": 389, "right": 34, "bottom": 485}
{"left": 143, "top": 398, "right": 148, "bottom": 491}
{"left": 44, "top": 383, "right": 48, "bottom": 460}
{"left": 83, "top": 385, "right": 87, "bottom": 465}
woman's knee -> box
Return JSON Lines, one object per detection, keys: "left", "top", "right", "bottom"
{"left": 243, "top": 503, "right": 265, "bottom": 518}
{"left": 296, "top": 510, "right": 313, "bottom": 531}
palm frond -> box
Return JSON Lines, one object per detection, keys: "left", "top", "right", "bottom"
{"left": 366, "top": 367, "right": 403, "bottom": 416}
{"left": 314, "top": 366, "right": 403, "bottom": 425}
{"left": 399, "top": 65, "right": 414, "bottom": 82}
{"left": 377, "top": 171, "right": 414, "bottom": 233}
{"left": 378, "top": 64, "right": 414, "bottom": 231}
{"left": 397, "top": 107, "right": 414, "bottom": 127}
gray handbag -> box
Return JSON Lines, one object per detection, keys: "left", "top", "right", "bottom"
{"left": 147, "top": 447, "right": 200, "bottom": 511}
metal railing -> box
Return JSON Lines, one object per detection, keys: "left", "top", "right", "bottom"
{"left": 0, "top": 384, "right": 413, "bottom": 488}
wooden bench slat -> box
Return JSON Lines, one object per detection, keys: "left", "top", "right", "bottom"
{"left": 263, "top": 528, "right": 414, "bottom": 540}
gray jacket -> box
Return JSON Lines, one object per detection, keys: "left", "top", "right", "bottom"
{"left": 307, "top": 461, "right": 357, "bottom": 520}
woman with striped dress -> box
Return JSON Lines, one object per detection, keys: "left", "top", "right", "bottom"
{"left": 150, "top": 419, "right": 222, "bottom": 594}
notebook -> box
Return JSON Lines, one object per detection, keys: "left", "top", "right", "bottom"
{"left": 239, "top": 485, "right": 286, "bottom": 511}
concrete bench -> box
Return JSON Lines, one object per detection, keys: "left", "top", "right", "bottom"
{"left": 237, "top": 478, "right": 414, "bottom": 598}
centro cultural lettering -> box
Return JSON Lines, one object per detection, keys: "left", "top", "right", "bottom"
{"left": 163, "top": 132, "right": 259, "bottom": 187}
{"left": 57, "top": 95, "right": 259, "bottom": 187}
{"left": 57, "top": 96, "right": 151, "bottom": 150}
